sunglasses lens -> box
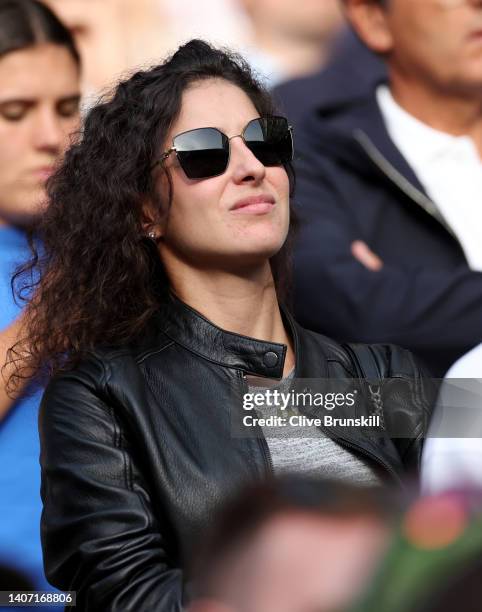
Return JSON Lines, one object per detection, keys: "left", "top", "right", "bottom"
{"left": 243, "top": 117, "right": 293, "bottom": 166}
{"left": 169, "top": 117, "right": 292, "bottom": 179}
{"left": 174, "top": 128, "right": 229, "bottom": 179}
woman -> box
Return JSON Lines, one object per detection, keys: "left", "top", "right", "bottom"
{"left": 11, "top": 40, "right": 431, "bottom": 610}
{"left": 0, "top": 0, "right": 81, "bottom": 597}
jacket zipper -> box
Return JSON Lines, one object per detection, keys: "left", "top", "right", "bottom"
{"left": 238, "top": 371, "right": 274, "bottom": 475}
{"left": 342, "top": 343, "right": 402, "bottom": 485}
{"left": 353, "top": 128, "right": 465, "bottom": 254}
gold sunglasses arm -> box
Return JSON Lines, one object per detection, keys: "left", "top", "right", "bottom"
{"left": 151, "top": 147, "right": 176, "bottom": 170}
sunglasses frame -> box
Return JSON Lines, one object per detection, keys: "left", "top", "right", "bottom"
{"left": 154, "top": 115, "right": 294, "bottom": 179}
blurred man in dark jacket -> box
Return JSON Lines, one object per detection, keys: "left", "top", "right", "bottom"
{"left": 284, "top": 0, "right": 482, "bottom": 376}
{"left": 274, "top": 28, "right": 386, "bottom": 130}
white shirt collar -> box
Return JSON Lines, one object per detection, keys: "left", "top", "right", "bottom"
{"left": 376, "top": 84, "right": 475, "bottom": 167}
{"left": 376, "top": 83, "right": 482, "bottom": 273}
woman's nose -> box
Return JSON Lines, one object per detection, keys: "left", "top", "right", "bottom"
{"left": 228, "top": 135, "right": 266, "bottom": 184}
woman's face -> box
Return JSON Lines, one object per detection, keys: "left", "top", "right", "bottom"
{"left": 155, "top": 78, "right": 290, "bottom": 271}
{"left": 0, "top": 43, "right": 80, "bottom": 227}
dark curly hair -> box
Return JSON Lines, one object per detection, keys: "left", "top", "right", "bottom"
{"left": 8, "top": 39, "right": 297, "bottom": 390}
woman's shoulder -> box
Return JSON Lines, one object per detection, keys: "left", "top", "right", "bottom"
{"left": 295, "top": 321, "right": 422, "bottom": 379}
{"left": 41, "top": 315, "right": 175, "bottom": 409}
{"left": 343, "top": 342, "right": 428, "bottom": 379}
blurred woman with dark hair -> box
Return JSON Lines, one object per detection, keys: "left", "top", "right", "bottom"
{"left": 10, "top": 39, "right": 431, "bottom": 610}
{"left": 0, "top": 0, "right": 81, "bottom": 597}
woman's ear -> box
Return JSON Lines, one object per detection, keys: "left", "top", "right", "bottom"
{"left": 343, "top": 0, "right": 393, "bottom": 55}
{"left": 141, "top": 198, "right": 163, "bottom": 240}
{"left": 142, "top": 165, "right": 172, "bottom": 239}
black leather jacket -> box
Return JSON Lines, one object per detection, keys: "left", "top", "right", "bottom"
{"left": 39, "top": 295, "right": 433, "bottom": 611}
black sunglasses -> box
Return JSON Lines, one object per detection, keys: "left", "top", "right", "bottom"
{"left": 155, "top": 116, "right": 294, "bottom": 180}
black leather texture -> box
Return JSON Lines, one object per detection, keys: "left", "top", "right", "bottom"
{"left": 39, "top": 294, "right": 434, "bottom": 611}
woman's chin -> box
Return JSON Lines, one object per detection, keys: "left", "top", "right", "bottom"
{"left": 235, "top": 226, "right": 288, "bottom": 254}
{"left": 226, "top": 244, "right": 285, "bottom": 268}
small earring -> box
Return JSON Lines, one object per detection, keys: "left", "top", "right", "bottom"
{"left": 146, "top": 229, "right": 157, "bottom": 240}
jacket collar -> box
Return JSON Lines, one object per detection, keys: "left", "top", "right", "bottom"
{"left": 307, "top": 91, "right": 428, "bottom": 195}
{"left": 303, "top": 90, "right": 459, "bottom": 237}
{"left": 155, "top": 293, "right": 330, "bottom": 380}
{"left": 157, "top": 293, "right": 294, "bottom": 379}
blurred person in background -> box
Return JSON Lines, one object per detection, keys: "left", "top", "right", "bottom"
{"left": 44, "top": 0, "right": 343, "bottom": 96}
{"left": 239, "top": 0, "right": 344, "bottom": 86}
{"left": 162, "top": 0, "right": 250, "bottom": 58}
{"left": 291, "top": 0, "right": 482, "bottom": 377}
{"left": 10, "top": 39, "right": 433, "bottom": 609}
{"left": 43, "top": 0, "right": 173, "bottom": 102}
{"left": 0, "top": 0, "right": 81, "bottom": 596}
{"left": 43, "top": 0, "right": 127, "bottom": 98}
{"left": 188, "top": 477, "right": 395, "bottom": 612}
{"left": 274, "top": 28, "right": 386, "bottom": 132}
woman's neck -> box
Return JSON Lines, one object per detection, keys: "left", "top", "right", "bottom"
{"left": 167, "top": 262, "right": 295, "bottom": 376}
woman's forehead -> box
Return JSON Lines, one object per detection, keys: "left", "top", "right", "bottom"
{"left": 172, "top": 79, "right": 259, "bottom": 136}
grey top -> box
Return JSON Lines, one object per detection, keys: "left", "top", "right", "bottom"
{"left": 247, "top": 371, "right": 383, "bottom": 487}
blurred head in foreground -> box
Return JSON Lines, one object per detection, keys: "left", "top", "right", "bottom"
{"left": 0, "top": 0, "right": 81, "bottom": 228}
{"left": 189, "top": 477, "right": 397, "bottom": 612}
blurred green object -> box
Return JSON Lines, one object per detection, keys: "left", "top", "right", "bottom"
{"left": 350, "top": 492, "right": 482, "bottom": 612}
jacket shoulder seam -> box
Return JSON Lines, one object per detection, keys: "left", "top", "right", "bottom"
{"left": 136, "top": 340, "right": 175, "bottom": 365}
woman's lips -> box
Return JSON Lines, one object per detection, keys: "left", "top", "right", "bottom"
{"left": 230, "top": 194, "right": 276, "bottom": 215}
{"left": 232, "top": 202, "right": 275, "bottom": 214}
{"left": 33, "top": 166, "right": 56, "bottom": 182}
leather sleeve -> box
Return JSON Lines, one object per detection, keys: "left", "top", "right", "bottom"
{"left": 39, "top": 357, "right": 184, "bottom": 612}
